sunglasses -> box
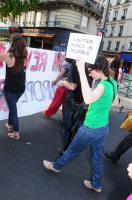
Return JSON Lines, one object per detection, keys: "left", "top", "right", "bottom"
{"left": 88, "top": 68, "right": 94, "bottom": 73}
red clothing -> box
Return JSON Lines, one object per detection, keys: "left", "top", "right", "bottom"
{"left": 43, "top": 86, "right": 67, "bottom": 117}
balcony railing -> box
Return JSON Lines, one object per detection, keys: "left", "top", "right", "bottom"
{"left": 118, "top": 31, "right": 123, "bottom": 36}
{"left": 114, "top": 48, "right": 119, "bottom": 51}
{"left": 121, "top": 15, "right": 126, "bottom": 20}
{"left": 113, "top": 17, "right": 117, "bottom": 21}
{"left": 39, "top": 0, "right": 104, "bottom": 17}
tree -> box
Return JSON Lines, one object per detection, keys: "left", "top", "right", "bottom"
{"left": 0, "top": 0, "right": 38, "bottom": 23}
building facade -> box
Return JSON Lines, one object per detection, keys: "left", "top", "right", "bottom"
{"left": 102, "top": 0, "right": 132, "bottom": 57}
{"left": 102, "top": 0, "right": 132, "bottom": 89}
{"left": 13, "top": 0, "right": 104, "bottom": 51}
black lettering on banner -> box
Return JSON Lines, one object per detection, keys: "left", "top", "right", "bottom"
{"left": 33, "top": 81, "right": 44, "bottom": 101}
{"left": 21, "top": 80, "right": 54, "bottom": 103}
{"left": 21, "top": 91, "right": 28, "bottom": 103}
{"left": 26, "top": 81, "right": 34, "bottom": 101}
{"left": 42, "top": 80, "right": 53, "bottom": 100}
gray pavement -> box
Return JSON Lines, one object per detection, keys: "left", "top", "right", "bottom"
{"left": 118, "top": 73, "right": 132, "bottom": 98}
{"left": 0, "top": 108, "right": 132, "bottom": 200}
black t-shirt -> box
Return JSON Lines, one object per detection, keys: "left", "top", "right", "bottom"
{"left": 4, "top": 64, "right": 26, "bottom": 93}
{"left": 62, "top": 61, "right": 71, "bottom": 80}
{"left": 67, "top": 64, "right": 93, "bottom": 104}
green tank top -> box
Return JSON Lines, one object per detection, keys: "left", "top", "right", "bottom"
{"left": 83, "top": 79, "right": 117, "bottom": 129}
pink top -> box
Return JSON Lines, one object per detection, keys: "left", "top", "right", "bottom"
{"left": 127, "top": 194, "right": 132, "bottom": 200}
{"left": 117, "top": 68, "right": 123, "bottom": 85}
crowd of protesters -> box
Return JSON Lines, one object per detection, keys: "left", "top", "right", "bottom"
{"left": 0, "top": 35, "right": 131, "bottom": 198}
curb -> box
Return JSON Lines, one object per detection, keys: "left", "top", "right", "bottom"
{"left": 119, "top": 95, "right": 132, "bottom": 103}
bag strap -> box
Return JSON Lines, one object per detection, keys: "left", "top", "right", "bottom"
{"left": 106, "top": 80, "right": 115, "bottom": 101}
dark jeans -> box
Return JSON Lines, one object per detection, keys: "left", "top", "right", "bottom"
{"left": 113, "top": 132, "right": 132, "bottom": 159}
{"left": 4, "top": 92, "right": 23, "bottom": 132}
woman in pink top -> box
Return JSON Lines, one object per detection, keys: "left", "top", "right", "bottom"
{"left": 117, "top": 67, "right": 123, "bottom": 86}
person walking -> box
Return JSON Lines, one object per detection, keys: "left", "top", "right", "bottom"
{"left": 0, "top": 34, "right": 28, "bottom": 140}
{"left": 42, "top": 58, "right": 71, "bottom": 118}
{"left": 43, "top": 55, "right": 118, "bottom": 193}
{"left": 105, "top": 129, "right": 132, "bottom": 163}
{"left": 58, "top": 63, "right": 92, "bottom": 153}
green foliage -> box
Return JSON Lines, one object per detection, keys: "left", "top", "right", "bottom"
{"left": 0, "top": 0, "right": 38, "bottom": 21}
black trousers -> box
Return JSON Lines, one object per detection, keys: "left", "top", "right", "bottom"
{"left": 114, "top": 132, "right": 132, "bottom": 158}
{"left": 63, "top": 95, "right": 79, "bottom": 150}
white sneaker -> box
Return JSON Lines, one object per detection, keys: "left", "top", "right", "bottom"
{"left": 43, "top": 160, "right": 60, "bottom": 173}
{"left": 83, "top": 180, "right": 102, "bottom": 193}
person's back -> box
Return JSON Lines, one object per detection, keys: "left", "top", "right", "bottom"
{"left": 0, "top": 34, "right": 28, "bottom": 141}
{"left": 4, "top": 62, "right": 26, "bottom": 94}
{"left": 84, "top": 79, "right": 117, "bottom": 128}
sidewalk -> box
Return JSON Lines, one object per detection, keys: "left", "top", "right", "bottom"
{"left": 118, "top": 73, "right": 132, "bottom": 111}
{"left": 118, "top": 73, "right": 132, "bottom": 98}
{"left": 118, "top": 95, "right": 132, "bottom": 112}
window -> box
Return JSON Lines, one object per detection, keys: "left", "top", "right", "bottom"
{"left": 110, "top": 26, "right": 115, "bottom": 36}
{"left": 129, "top": 42, "right": 132, "bottom": 50}
{"left": 118, "top": 26, "right": 123, "bottom": 36}
{"left": 113, "top": 10, "right": 118, "bottom": 20}
{"left": 48, "top": 11, "right": 56, "bottom": 27}
{"left": 123, "top": 9, "right": 127, "bottom": 17}
{"left": 26, "top": 11, "right": 35, "bottom": 26}
{"left": 116, "top": 0, "right": 121, "bottom": 5}
{"left": 81, "top": 15, "right": 89, "bottom": 27}
{"left": 115, "top": 41, "right": 120, "bottom": 51}
{"left": 121, "top": 8, "right": 127, "bottom": 19}
{"left": 19, "top": 15, "right": 25, "bottom": 26}
{"left": 115, "top": 11, "right": 118, "bottom": 17}
{"left": 107, "top": 41, "right": 111, "bottom": 50}
{"left": 35, "top": 12, "right": 41, "bottom": 27}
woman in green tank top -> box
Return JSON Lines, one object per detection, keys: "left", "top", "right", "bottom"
{"left": 43, "top": 55, "right": 118, "bottom": 193}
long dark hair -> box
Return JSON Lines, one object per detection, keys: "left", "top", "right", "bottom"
{"left": 8, "top": 34, "right": 28, "bottom": 73}
{"left": 91, "top": 55, "right": 110, "bottom": 80}
{"left": 92, "top": 55, "right": 116, "bottom": 100}
{"left": 109, "top": 58, "right": 121, "bottom": 81}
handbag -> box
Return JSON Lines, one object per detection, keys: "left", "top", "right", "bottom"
{"left": 120, "top": 112, "right": 132, "bottom": 131}
{"left": 64, "top": 102, "right": 88, "bottom": 151}
{"left": 70, "top": 102, "right": 88, "bottom": 138}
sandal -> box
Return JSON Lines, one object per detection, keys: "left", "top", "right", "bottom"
{"left": 5, "top": 123, "right": 13, "bottom": 133}
{"left": 118, "top": 105, "right": 124, "bottom": 113}
{"left": 8, "top": 132, "right": 21, "bottom": 141}
{"left": 8, "top": 132, "right": 16, "bottom": 139}
{"left": 15, "top": 134, "right": 21, "bottom": 141}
